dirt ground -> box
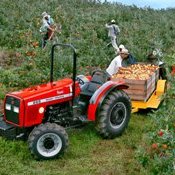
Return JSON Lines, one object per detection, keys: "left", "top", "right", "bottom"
{"left": 0, "top": 51, "right": 20, "bottom": 113}
{"left": 0, "top": 50, "right": 24, "bottom": 114}
{"left": 0, "top": 50, "right": 24, "bottom": 69}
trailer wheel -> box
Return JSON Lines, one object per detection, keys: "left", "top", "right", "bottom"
{"left": 28, "top": 123, "right": 68, "bottom": 160}
{"left": 96, "top": 90, "right": 131, "bottom": 139}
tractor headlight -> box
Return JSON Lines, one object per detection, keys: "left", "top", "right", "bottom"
{"left": 5, "top": 104, "right": 19, "bottom": 113}
{"left": 13, "top": 106, "right": 19, "bottom": 113}
{"left": 5, "top": 104, "right": 11, "bottom": 110}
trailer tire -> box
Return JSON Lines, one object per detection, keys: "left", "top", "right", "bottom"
{"left": 28, "top": 123, "right": 68, "bottom": 160}
{"left": 96, "top": 90, "right": 131, "bottom": 139}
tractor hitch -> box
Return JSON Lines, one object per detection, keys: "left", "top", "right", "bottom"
{"left": 0, "top": 117, "right": 18, "bottom": 140}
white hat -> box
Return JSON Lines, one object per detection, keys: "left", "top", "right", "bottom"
{"left": 42, "top": 12, "right": 48, "bottom": 18}
{"left": 119, "top": 44, "right": 125, "bottom": 49}
{"left": 111, "top": 19, "right": 116, "bottom": 23}
{"left": 120, "top": 48, "right": 129, "bottom": 55}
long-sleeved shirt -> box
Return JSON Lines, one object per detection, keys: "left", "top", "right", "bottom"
{"left": 106, "top": 55, "right": 122, "bottom": 76}
{"left": 39, "top": 16, "right": 54, "bottom": 33}
{"left": 105, "top": 23, "right": 120, "bottom": 37}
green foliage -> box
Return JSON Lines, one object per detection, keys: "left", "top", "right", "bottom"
{"left": 136, "top": 78, "right": 175, "bottom": 174}
{"left": 0, "top": 0, "right": 175, "bottom": 89}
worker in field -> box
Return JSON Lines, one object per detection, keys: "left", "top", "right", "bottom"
{"left": 105, "top": 19, "right": 120, "bottom": 52}
{"left": 40, "top": 12, "right": 55, "bottom": 48}
{"left": 118, "top": 44, "right": 137, "bottom": 66}
{"left": 147, "top": 49, "right": 167, "bottom": 79}
{"left": 106, "top": 48, "right": 130, "bottom": 76}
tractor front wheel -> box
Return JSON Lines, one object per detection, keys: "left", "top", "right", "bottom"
{"left": 96, "top": 90, "right": 131, "bottom": 139}
{"left": 28, "top": 123, "right": 68, "bottom": 160}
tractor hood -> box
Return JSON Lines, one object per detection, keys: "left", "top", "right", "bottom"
{"left": 7, "top": 78, "right": 78, "bottom": 100}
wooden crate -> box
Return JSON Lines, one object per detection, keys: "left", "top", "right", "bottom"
{"left": 112, "top": 73, "right": 156, "bottom": 101}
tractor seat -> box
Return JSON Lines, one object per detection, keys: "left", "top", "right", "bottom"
{"left": 80, "top": 70, "right": 110, "bottom": 97}
{"left": 78, "top": 70, "right": 110, "bottom": 115}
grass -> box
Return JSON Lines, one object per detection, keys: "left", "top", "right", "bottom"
{"left": 0, "top": 113, "right": 152, "bottom": 175}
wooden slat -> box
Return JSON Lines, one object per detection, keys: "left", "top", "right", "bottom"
{"left": 112, "top": 70, "right": 159, "bottom": 101}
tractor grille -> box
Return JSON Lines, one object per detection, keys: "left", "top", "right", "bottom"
{"left": 5, "top": 96, "right": 20, "bottom": 125}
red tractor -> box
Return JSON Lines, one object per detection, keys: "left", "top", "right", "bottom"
{"left": 0, "top": 44, "right": 131, "bottom": 160}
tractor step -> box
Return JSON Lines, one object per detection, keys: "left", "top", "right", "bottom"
{"left": 78, "top": 115, "right": 89, "bottom": 123}
{"left": 72, "top": 105, "right": 89, "bottom": 123}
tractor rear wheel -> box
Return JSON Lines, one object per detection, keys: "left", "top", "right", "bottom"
{"left": 28, "top": 123, "right": 68, "bottom": 160}
{"left": 96, "top": 90, "right": 131, "bottom": 139}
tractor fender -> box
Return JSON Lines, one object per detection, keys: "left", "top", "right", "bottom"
{"left": 87, "top": 80, "right": 128, "bottom": 121}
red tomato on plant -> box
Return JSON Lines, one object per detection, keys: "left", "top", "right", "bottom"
{"left": 158, "top": 131, "right": 164, "bottom": 136}
{"left": 152, "top": 143, "right": 158, "bottom": 149}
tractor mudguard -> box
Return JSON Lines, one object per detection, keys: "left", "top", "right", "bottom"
{"left": 87, "top": 80, "right": 128, "bottom": 121}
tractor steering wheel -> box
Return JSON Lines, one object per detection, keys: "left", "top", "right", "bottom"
{"left": 76, "top": 75, "right": 89, "bottom": 86}
{"left": 76, "top": 77, "right": 85, "bottom": 85}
